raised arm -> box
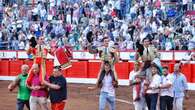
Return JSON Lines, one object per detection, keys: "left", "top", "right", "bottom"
{"left": 8, "top": 76, "right": 20, "bottom": 91}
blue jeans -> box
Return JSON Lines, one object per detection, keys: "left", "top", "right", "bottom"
{"left": 145, "top": 93, "right": 158, "bottom": 110}
{"left": 99, "top": 92, "right": 115, "bottom": 110}
{"left": 16, "top": 99, "right": 30, "bottom": 110}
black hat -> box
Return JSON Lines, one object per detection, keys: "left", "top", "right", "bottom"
{"left": 86, "top": 31, "right": 93, "bottom": 43}
{"left": 29, "top": 37, "right": 37, "bottom": 48}
{"left": 54, "top": 66, "right": 61, "bottom": 70}
{"left": 136, "top": 40, "right": 144, "bottom": 56}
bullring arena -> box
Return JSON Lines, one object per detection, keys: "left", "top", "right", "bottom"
{"left": 0, "top": 50, "right": 195, "bottom": 110}
{"left": 0, "top": 81, "right": 195, "bottom": 110}
{"left": 0, "top": 0, "right": 195, "bottom": 109}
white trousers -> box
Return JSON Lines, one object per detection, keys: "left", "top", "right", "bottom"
{"left": 134, "top": 97, "right": 148, "bottom": 110}
{"left": 173, "top": 97, "right": 183, "bottom": 110}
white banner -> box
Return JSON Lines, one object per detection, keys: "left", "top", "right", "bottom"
{"left": 120, "top": 52, "right": 135, "bottom": 60}
{"left": 17, "top": 51, "right": 29, "bottom": 59}
{"left": 159, "top": 52, "right": 173, "bottom": 60}
{"left": 73, "top": 52, "right": 94, "bottom": 59}
{"left": 0, "top": 51, "right": 16, "bottom": 59}
{"left": 0, "top": 50, "right": 193, "bottom": 61}
{"left": 174, "top": 52, "right": 189, "bottom": 60}
{"left": 17, "top": 51, "right": 55, "bottom": 59}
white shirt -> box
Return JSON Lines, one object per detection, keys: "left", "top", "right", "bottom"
{"left": 151, "top": 22, "right": 157, "bottom": 33}
{"left": 165, "top": 41, "right": 172, "bottom": 51}
{"left": 50, "top": 0, "right": 55, "bottom": 7}
{"left": 114, "top": 0, "right": 121, "bottom": 10}
{"left": 66, "top": 14, "right": 72, "bottom": 24}
{"left": 33, "top": 23, "right": 39, "bottom": 31}
{"left": 57, "top": 0, "right": 61, "bottom": 6}
{"left": 129, "top": 70, "right": 144, "bottom": 100}
{"left": 19, "top": 41, "right": 25, "bottom": 50}
{"left": 103, "top": 5, "right": 109, "bottom": 15}
{"left": 121, "top": 23, "right": 128, "bottom": 33}
{"left": 32, "top": 8, "right": 38, "bottom": 15}
{"left": 130, "top": 7, "right": 136, "bottom": 14}
{"left": 40, "top": 9, "right": 46, "bottom": 17}
{"left": 183, "top": 0, "right": 189, "bottom": 4}
{"left": 108, "top": 0, "right": 115, "bottom": 8}
{"left": 37, "top": 3, "right": 42, "bottom": 11}
{"left": 101, "top": 74, "right": 115, "bottom": 96}
{"left": 146, "top": 74, "right": 161, "bottom": 94}
{"left": 160, "top": 74, "right": 174, "bottom": 97}
{"left": 126, "top": 41, "right": 134, "bottom": 50}
{"left": 112, "top": 29, "right": 119, "bottom": 40}
{"left": 100, "top": 21, "right": 107, "bottom": 29}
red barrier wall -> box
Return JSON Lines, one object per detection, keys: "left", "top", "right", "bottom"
{"left": 87, "top": 61, "right": 101, "bottom": 78}
{"left": 23, "top": 60, "right": 33, "bottom": 68}
{"left": 116, "top": 62, "right": 129, "bottom": 79}
{"left": 0, "top": 60, "right": 194, "bottom": 83}
{"left": 0, "top": 60, "right": 9, "bottom": 76}
{"left": 191, "top": 64, "right": 195, "bottom": 82}
{"left": 128, "top": 62, "right": 134, "bottom": 72}
{"left": 168, "top": 63, "right": 175, "bottom": 73}
{"left": 9, "top": 60, "right": 24, "bottom": 76}
{"left": 181, "top": 64, "right": 192, "bottom": 82}
{"left": 46, "top": 60, "right": 54, "bottom": 76}
{"left": 66, "top": 61, "right": 88, "bottom": 78}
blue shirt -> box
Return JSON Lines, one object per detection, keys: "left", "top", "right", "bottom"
{"left": 173, "top": 73, "right": 188, "bottom": 98}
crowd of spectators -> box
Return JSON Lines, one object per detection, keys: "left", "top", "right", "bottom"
{"left": 0, "top": 0, "right": 194, "bottom": 51}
